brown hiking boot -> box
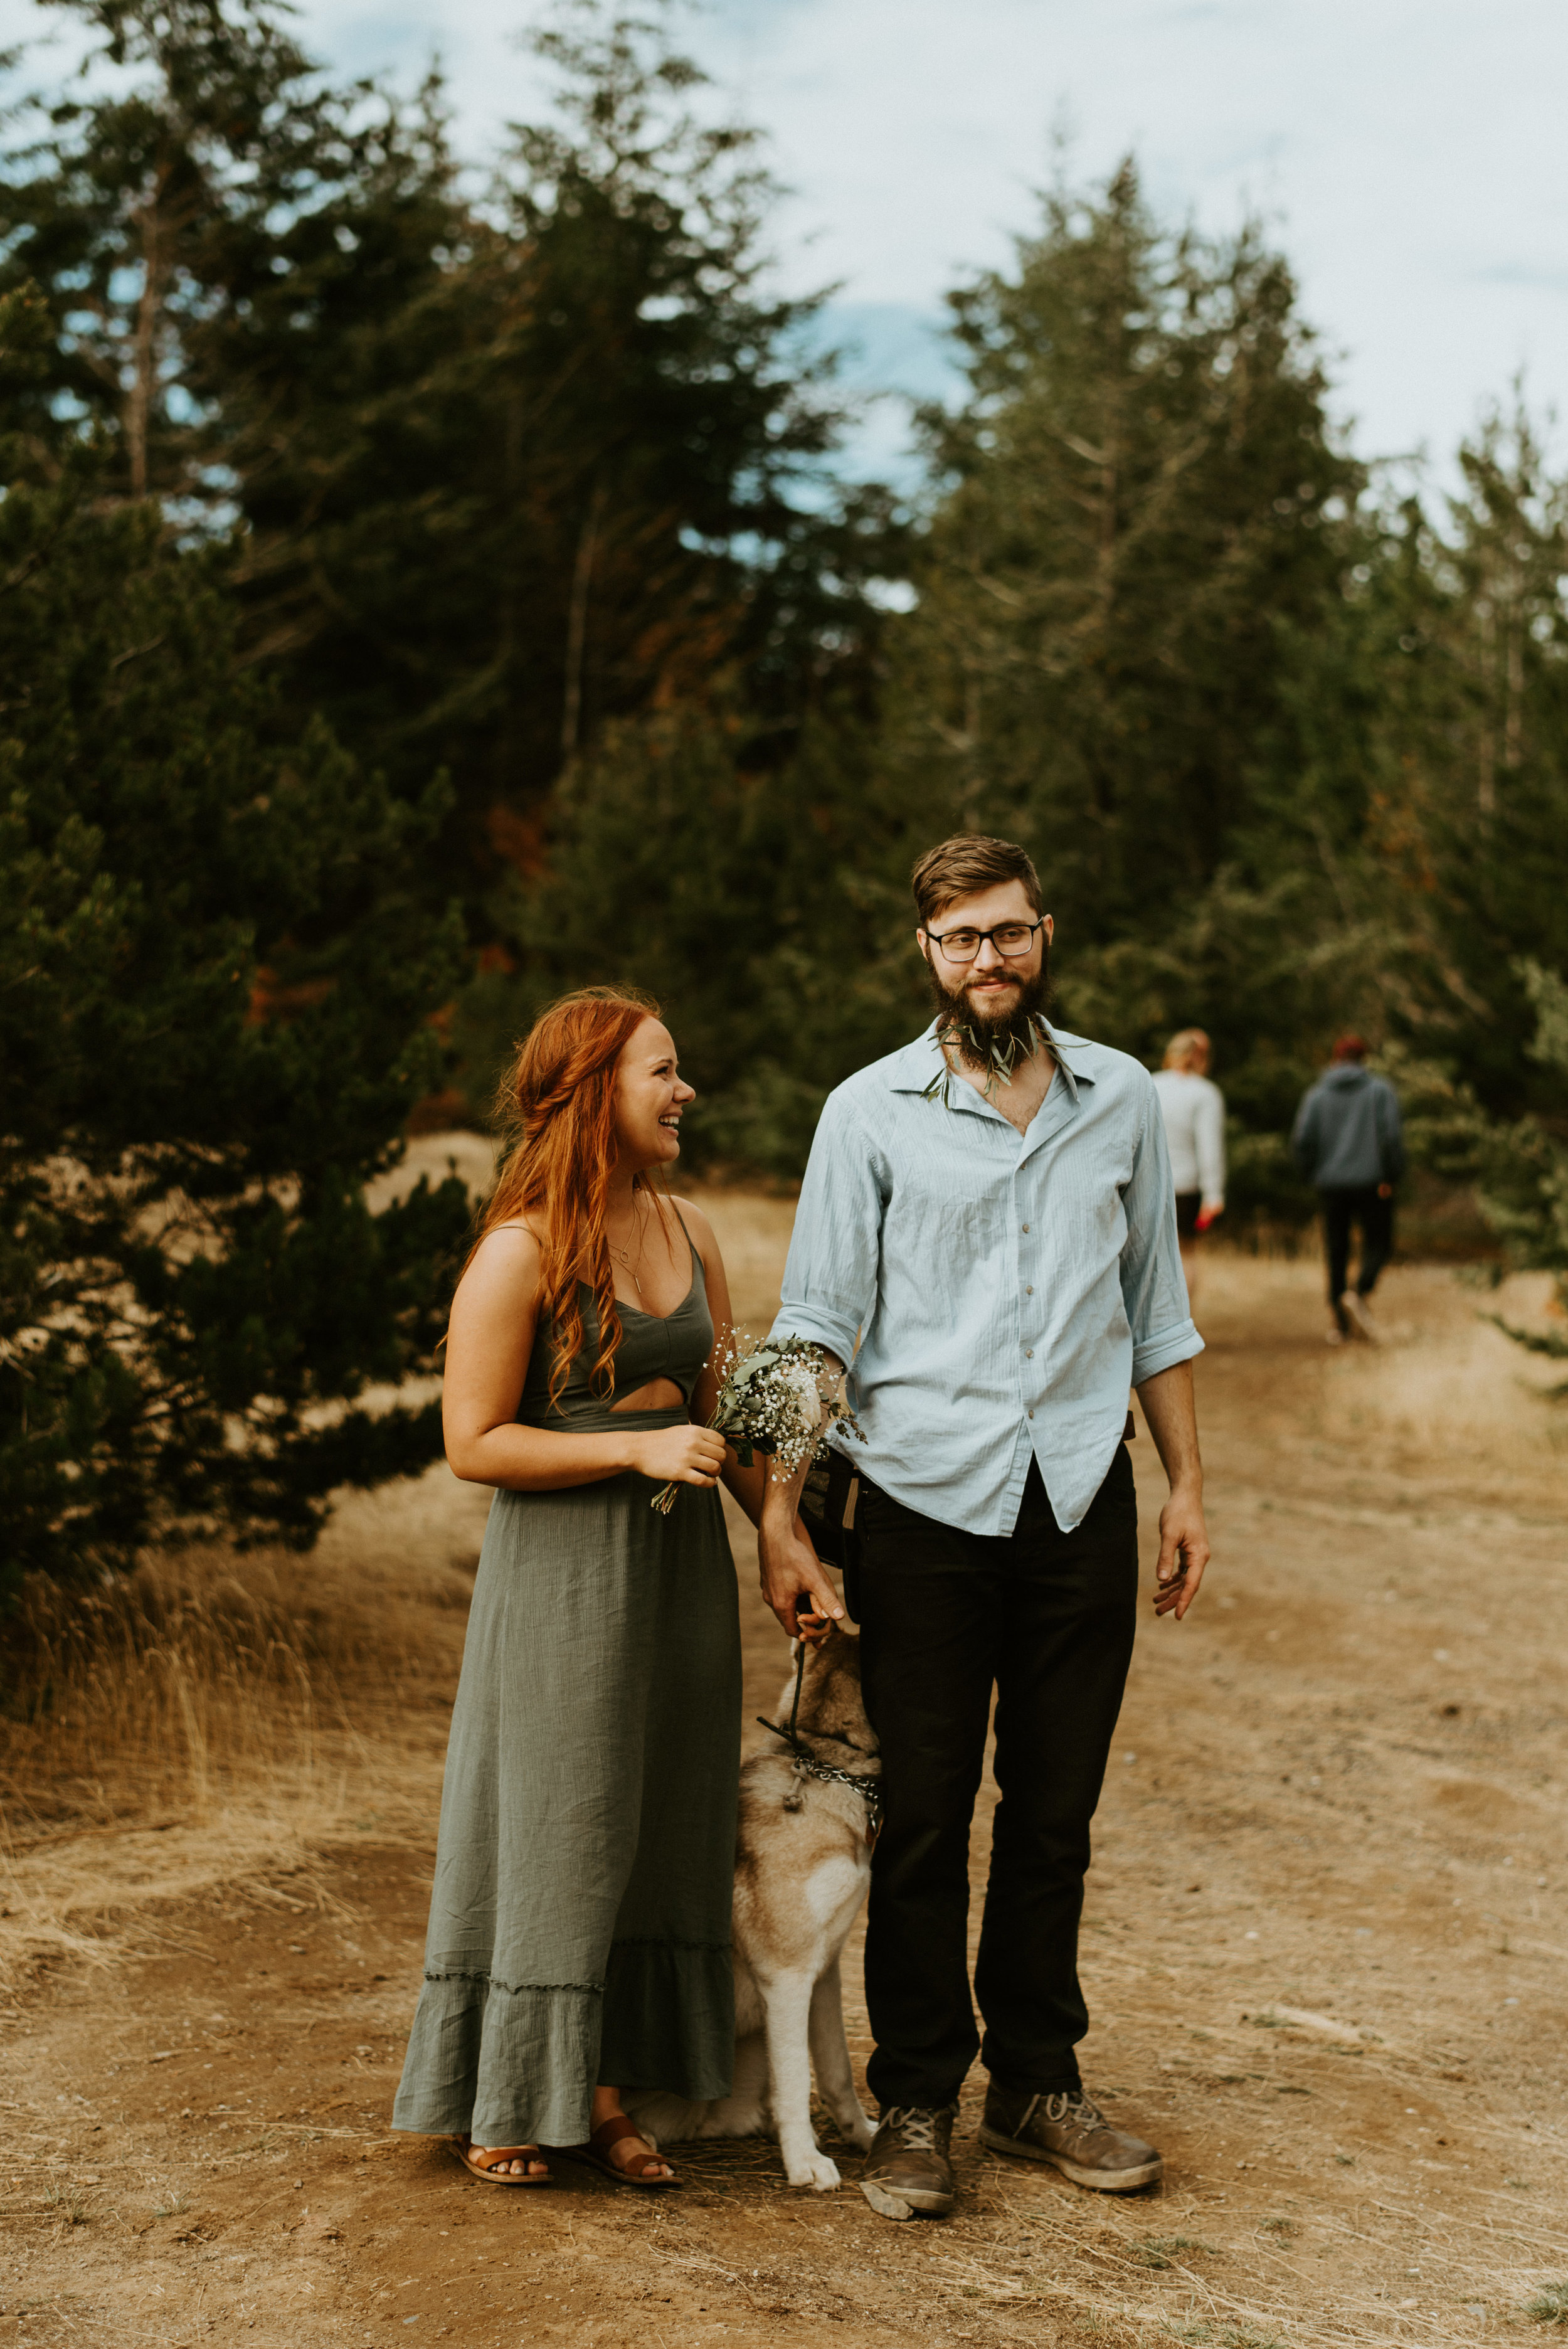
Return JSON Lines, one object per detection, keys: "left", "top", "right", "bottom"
{"left": 978, "top": 2083, "right": 1162, "bottom": 2192}
{"left": 859, "top": 2104, "right": 958, "bottom": 2219}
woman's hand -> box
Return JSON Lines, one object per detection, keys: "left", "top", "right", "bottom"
{"left": 628, "top": 1423, "right": 728, "bottom": 1488}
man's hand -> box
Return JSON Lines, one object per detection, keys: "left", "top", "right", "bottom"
{"left": 1152, "top": 1484, "right": 1210, "bottom": 1618}
{"left": 1134, "top": 1357, "right": 1210, "bottom": 1622}
{"left": 758, "top": 1486, "right": 845, "bottom": 1641}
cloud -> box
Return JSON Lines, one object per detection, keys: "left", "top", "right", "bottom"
{"left": 4, "top": 0, "right": 1565, "bottom": 470}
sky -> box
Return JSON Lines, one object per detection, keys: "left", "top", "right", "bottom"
{"left": 6, "top": 0, "right": 1568, "bottom": 487}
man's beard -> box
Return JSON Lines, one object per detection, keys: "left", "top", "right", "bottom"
{"left": 926, "top": 950, "right": 1051, "bottom": 1081}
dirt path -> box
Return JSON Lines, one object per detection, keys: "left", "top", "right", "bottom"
{"left": 4, "top": 1229, "right": 1568, "bottom": 2347}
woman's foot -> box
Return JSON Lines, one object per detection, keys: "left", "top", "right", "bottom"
{"left": 600, "top": 2121, "right": 674, "bottom": 2180}
{"left": 461, "top": 2141, "right": 550, "bottom": 2182}
{"left": 589, "top": 2087, "right": 676, "bottom": 2183}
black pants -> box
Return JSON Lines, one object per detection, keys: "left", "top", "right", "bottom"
{"left": 1321, "top": 1185, "right": 1394, "bottom": 1323}
{"left": 855, "top": 1450, "right": 1138, "bottom": 2111}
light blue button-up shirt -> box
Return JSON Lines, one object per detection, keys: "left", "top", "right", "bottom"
{"left": 770, "top": 1021, "right": 1202, "bottom": 1535}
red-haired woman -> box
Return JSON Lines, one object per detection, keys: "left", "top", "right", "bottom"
{"left": 392, "top": 990, "right": 763, "bottom": 2188}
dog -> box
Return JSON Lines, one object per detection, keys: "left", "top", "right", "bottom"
{"left": 626, "top": 1622, "right": 880, "bottom": 2188}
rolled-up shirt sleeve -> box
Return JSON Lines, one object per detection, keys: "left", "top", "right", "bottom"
{"left": 1120, "top": 1082, "right": 1204, "bottom": 1386}
{"left": 770, "top": 1091, "right": 884, "bottom": 1369}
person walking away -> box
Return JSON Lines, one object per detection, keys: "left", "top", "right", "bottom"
{"left": 755, "top": 834, "right": 1211, "bottom": 2222}
{"left": 1291, "top": 1034, "right": 1404, "bottom": 1344}
{"left": 1151, "top": 1030, "right": 1225, "bottom": 1295}
{"left": 392, "top": 988, "right": 770, "bottom": 2190}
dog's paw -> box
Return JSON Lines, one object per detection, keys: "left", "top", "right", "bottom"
{"left": 784, "top": 2149, "right": 842, "bottom": 2192}
{"left": 839, "top": 2104, "right": 876, "bottom": 2152}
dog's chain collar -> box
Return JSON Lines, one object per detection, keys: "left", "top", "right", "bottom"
{"left": 755, "top": 1642, "right": 883, "bottom": 1834}
{"left": 756, "top": 1721, "right": 885, "bottom": 1835}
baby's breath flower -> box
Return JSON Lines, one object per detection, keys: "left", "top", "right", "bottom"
{"left": 649, "top": 1332, "right": 862, "bottom": 1514}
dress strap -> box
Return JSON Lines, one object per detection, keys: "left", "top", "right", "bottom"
{"left": 663, "top": 1196, "right": 702, "bottom": 1279}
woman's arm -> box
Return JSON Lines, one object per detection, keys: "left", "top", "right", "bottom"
{"left": 672, "top": 1197, "right": 768, "bottom": 1526}
{"left": 443, "top": 1225, "right": 725, "bottom": 1495}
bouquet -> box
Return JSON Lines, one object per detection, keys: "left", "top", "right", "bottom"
{"left": 650, "top": 1333, "right": 863, "bottom": 1514}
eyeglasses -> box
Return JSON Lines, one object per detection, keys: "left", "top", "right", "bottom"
{"left": 924, "top": 917, "right": 1047, "bottom": 965}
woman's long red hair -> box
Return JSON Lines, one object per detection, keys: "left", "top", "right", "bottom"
{"left": 472, "top": 987, "right": 666, "bottom": 1409}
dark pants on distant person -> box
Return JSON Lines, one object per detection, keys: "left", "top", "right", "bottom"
{"left": 1320, "top": 1184, "right": 1394, "bottom": 1326}
{"left": 854, "top": 1449, "right": 1138, "bottom": 2112}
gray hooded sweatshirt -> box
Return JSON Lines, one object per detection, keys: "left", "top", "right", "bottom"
{"left": 1291, "top": 1064, "right": 1405, "bottom": 1190}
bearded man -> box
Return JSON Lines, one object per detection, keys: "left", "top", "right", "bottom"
{"left": 760, "top": 832, "right": 1210, "bottom": 2220}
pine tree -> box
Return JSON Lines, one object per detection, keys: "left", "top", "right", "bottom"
{"left": 221, "top": 3, "right": 868, "bottom": 900}
{"left": 1386, "top": 408, "right": 1568, "bottom": 1116}
{"left": 0, "top": 0, "right": 454, "bottom": 506}
{"left": 889, "top": 163, "right": 1362, "bottom": 934}
{"left": 462, "top": 704, "right": 921, "bottom": 1178}
{"left": 0, "top": 1, "right": 882, "bottom": 917}
{"left": 0, "top": 287, "right": 470, "bottom": 1603}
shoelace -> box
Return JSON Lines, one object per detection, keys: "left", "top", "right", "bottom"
{"left": 879, "top": 2104, "right": 955, "bottom": 2152}
{"left": 1041, "top": 2090, "right": 1104, "bottom": 2128}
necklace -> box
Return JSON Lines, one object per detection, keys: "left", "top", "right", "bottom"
{"left": 608, "top": 1197, "right": 647, "bottom": 1298}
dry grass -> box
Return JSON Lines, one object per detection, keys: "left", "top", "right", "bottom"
{"left": 0, "top": 1458, "right": 490, "bottom": 1983}
{"left": 1, "top": 1465, "right": 490, "bottom": 1835}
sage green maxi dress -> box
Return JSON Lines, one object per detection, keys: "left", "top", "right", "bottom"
{"left": 392, "top": 1231, "right": 741, "bottom": 2150}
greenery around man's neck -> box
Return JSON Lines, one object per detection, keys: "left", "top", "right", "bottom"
{"left": 921, "top": 1014, "right": 1046, "bottom": 1103}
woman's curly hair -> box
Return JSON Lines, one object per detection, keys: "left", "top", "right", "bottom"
{"left": 471, "top": 987, "right": 669, "bottom": 1409}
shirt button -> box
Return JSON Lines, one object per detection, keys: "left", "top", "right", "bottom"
{"left": 1028, "top": 1409, "right": 1034, "bottom": 1419}
{"left": 1022, "top": 1223, "right": 1030, "bottom": 1233}
{"left": 1025, "top": 1348, "right": 1034, "bottom": 1358}
{"left": 1025, "top": 1285, "right": 1034, "bottom": 1295}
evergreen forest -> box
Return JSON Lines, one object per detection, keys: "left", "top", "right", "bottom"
{"left": 6, "top": 0, "right": 1568, "bottom": 1594}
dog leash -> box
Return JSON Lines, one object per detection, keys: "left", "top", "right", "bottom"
{"left": 756, "top": 1643, "right": 884, "bottom": 1840}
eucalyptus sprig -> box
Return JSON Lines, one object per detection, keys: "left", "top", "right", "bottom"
{"left": 921, "top": 1014, "right": 1046, "bottom": 1103}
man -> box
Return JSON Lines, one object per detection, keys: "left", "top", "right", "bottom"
{"left": 758, "top": 834, "right": 1210, "bottom": 2221}
{"left": 1291, "top": 1036, "right": 1404, "bottom": 1344}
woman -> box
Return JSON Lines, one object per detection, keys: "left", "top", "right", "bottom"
{"left": 392, "top": 988, "right": 764, "bottom": 2188}
{"left": 1152, "top": 1028, "right": 1226, "bottom": 1270}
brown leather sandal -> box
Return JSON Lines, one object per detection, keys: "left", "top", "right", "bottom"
{"left": 565, "top": 2113, "right": 681, "bottom": 2188}
{"left": 454, "top": 2138, "right": 552, "bottom": 2187}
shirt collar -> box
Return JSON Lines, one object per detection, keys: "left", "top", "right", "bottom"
{"left": 885, "top": 1019, "right": 1094, "bottom": 1107}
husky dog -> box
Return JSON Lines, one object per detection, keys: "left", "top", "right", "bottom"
{"left": 627, "top": 1623, "right": 880, "bottom": 2188}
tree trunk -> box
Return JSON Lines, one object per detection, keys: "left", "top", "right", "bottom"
{"left": 127, "top": 176, "right": 169, "bottom": 502}
{"left": 561, "top": 479, "right": 607, "bottom": 762}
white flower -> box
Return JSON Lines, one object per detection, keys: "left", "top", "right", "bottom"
{"left": 776, "top": 1360, "right": 822, "bottom": 1436}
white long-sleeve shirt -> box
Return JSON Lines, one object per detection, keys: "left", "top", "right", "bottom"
{"left": 1151, "top": 1068, "right": 1226, "bottom": 1209}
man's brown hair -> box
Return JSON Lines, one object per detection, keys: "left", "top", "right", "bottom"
{"left": 910, "top": 834, "right": 1044, "bottom": 930}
